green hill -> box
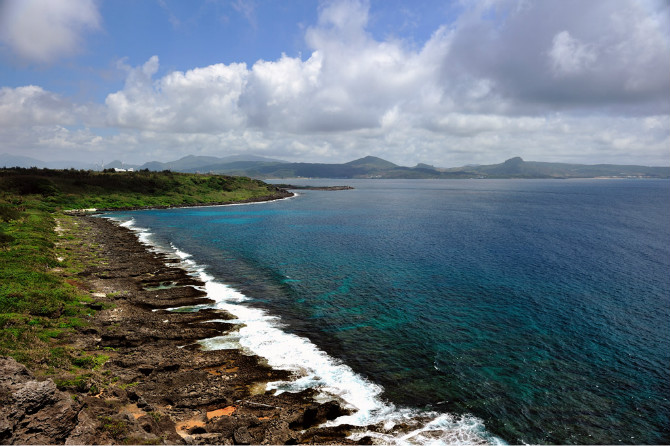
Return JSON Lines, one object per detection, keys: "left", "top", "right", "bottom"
{"left": 0, "top": 168, "right": 287, "bottom": 211}
{"left": 345, "top": 156, "right": 398, "bottom": 170}
{"left": 469, "top": 157, "right": 670, "bottom": 178}
{"left": 139, "top": 155, "right": 287, "bottom": 172}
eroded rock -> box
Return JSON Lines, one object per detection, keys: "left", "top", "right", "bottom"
{"left": 0, "top": 357, "right": 80, "bottom": 445}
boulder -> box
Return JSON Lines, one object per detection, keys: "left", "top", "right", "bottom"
{"left": 0, "top": 357, "right": 80, "bottom": 444}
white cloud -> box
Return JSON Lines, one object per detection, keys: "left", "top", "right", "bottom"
{"left": 105, "top": 56, "right": 248, "bottom": 132}
{"left": 314, "top": 0, "right": 370, "bottom": 44}
{"left": 242, "top": 52, "right": 323, "bottom": 130}
{"left": 0, "top": 85, "right": 77, "bottom": 127}
{"left": 549, "top": 31, "right": 596, "bottom": 76}
{"left": 0, "top": 0, "right": 101, "bottom": 63}
{"left": 1, "top": 0, "right": 668, "bottom": 167}
{"left": 448, "top": 0, "right": 670, "bottom": 111}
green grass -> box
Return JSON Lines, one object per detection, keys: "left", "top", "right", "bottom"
{"left": 72, "top": 353, "right": 110, "bottom": 369}
{"left": 0, "top": 203, "right": 89, "bottom": 368}
{"left": 0, "top": 208, "right": 76, "bottom": 316}
{"left": 0, "top": 167, "right": 282, "bottom": 212}
{"left": 54, "top": 374, "right": 92, "bottom": 392}
{"left": 98, "top": 416, "right": 129, "bottom": 440}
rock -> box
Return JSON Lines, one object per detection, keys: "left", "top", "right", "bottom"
{"left": 126, "top": 388, "right": 140, "bottom": 402}
{"left": 153, "top": 414, "right": 185, "bottom": 444}
{"left": 13, "top": 380, "right": 58, "bottom": 414}
{"left": 233, "top": 426, "right": 254, "bottom": 445}
{"left": 208, "top": 415, "right": 236, "bottom": 438}
{"left": 256, "top": 420, "right": 295, "bottom": 445}
{"left": 289, "top": 400, "right": 350, "bottom": 429}
{"left": 0, "top": 415, "right": 11, "bottom": 442}
{"left": 0, "top": 357, "right": 31, "bottom": 388}
{"left": 65, "top": 410, "right": 98, "bottom": 445}
{"left": 0, "top": 357, "right": 80, "bottom": 444}
{"left": 93, "top": 412, "right": 162, "bottom": 445}
{"left": 298, "top": 423, "right": 357, "bottom": 443}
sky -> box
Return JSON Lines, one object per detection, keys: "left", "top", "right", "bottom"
{"left": 0, "top": 0, "right": 669, "bottom": 167}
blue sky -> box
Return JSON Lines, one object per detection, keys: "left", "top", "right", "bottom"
{"left": 0, "top": 0, "right": 458, "bottom": 101}
{"left": 1, "top": 0, "right": 669, "bottom": 166}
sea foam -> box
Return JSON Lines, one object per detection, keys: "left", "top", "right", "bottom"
{"left": 105, "top": 215, "right": 502, "bottom": 445}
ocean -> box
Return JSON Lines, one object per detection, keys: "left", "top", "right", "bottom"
{"left": 106, "top": 179, "right": 670, "bottom": 444}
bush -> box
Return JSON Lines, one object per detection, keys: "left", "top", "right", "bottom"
{"left": 7, "top": 176, "right": 59, "bottom": 196}
{"left": 0, "top": 232, "right": 14, "bottom": 246}
{"left": 0, "top": 206, "right": 21, "bottom": 222}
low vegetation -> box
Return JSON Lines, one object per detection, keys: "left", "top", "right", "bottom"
{"left": 0, "top": 167, "right": 278, "bottom": 211}
{"left": 0, "top": 167, "right": 284, "bottom": 380}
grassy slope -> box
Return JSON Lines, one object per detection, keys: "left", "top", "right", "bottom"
{"left": 1, "top": 168, "right": 279, "bottom": 211}
{"left": 0, "top": 168, "right": 284, "bottom": 381}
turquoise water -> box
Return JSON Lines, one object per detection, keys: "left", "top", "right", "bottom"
{"left": 109, "top": 179, "right": 670, "bottom": 444}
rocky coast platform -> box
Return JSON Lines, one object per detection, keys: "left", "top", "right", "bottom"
{"left": 1, "top": 213, "right": 372, "bottom": 445}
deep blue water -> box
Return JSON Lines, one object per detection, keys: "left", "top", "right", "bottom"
{"left": 110, "top": 179, "right": 670, "bottom": 444}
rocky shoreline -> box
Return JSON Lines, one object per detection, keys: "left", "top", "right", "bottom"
{"left": 1, "top": 212, "right": 371, "bottom": 445}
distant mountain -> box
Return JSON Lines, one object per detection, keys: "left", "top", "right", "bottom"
{"left": 455, "top": 157, "right": 670, "bottom": 179}
{"left": 2, "top": 152, "right": 668, "bottom": 179}
{"left": 139, "top": 154, "right": 287, "bottom": 172}
{"left": 139, "top": 155, "right": 227, "bottom": 171}
{"left": 1, "top": 153, "right": 48, "bottom": 168}
{"left": 181, "top": 160, "right": 285, "bottom": 175}
{"left": 415, "top": 163, "right": 437, "bottom": 170}
{"left": 0, "top": 153, "right": 97, "bottom": 170}
{"left": 345, "top": 155, "right": 398, "bottom": 170}
{"left": 103, "top": 160, "right": 140, "bottom": 170}
{"left": 0, "top": 153, "right": 285, "bottom": 172}
{"left": 192, "top": 156, "right": 669, "bottom": 179}
{"left": 178, "top": 156, "right": 398, "bottom": 178}
{"left": 185, "top": 156, "right": 470, "bottom": 179}
{"left": 219, "top": 154, "right": 288, "bottom": 163}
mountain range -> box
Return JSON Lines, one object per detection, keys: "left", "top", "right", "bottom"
{"left": 2, "top": 153, "right": 668, "bottom": 179}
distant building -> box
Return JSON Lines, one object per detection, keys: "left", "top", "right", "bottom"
{"left": 114, "top": 168, "right": 126, "bottom": 172}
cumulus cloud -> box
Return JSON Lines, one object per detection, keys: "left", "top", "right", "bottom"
{"left": 2, "top": 0, "right": 669, "bottom": 166}
{"left": 0, "top": 0, "right": 101, "bottom": 63}
{"left": 0, "top": 85, "right": 77, "bottom": 127}
{"left": 101, "top": 1, "right": 453, "bottom": 135}
{"left": 105, "top": 56, "right": 248, "bottom": 132}
{"left": 100, "top": 0, "right": 669, "bottom": 140}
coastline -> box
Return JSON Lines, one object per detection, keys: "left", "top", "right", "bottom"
{"left": 2, "top": 211, "right": 367, "bottom": 444}
{"left": 100, "top": 205, "right": 499, "bottom": 446}
{"left": 3, "top": 189, "right": 499, "bottom": 445}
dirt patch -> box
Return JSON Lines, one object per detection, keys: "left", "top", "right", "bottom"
{"left": 206, "top": 406, "right": 237, "bottom": 419}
